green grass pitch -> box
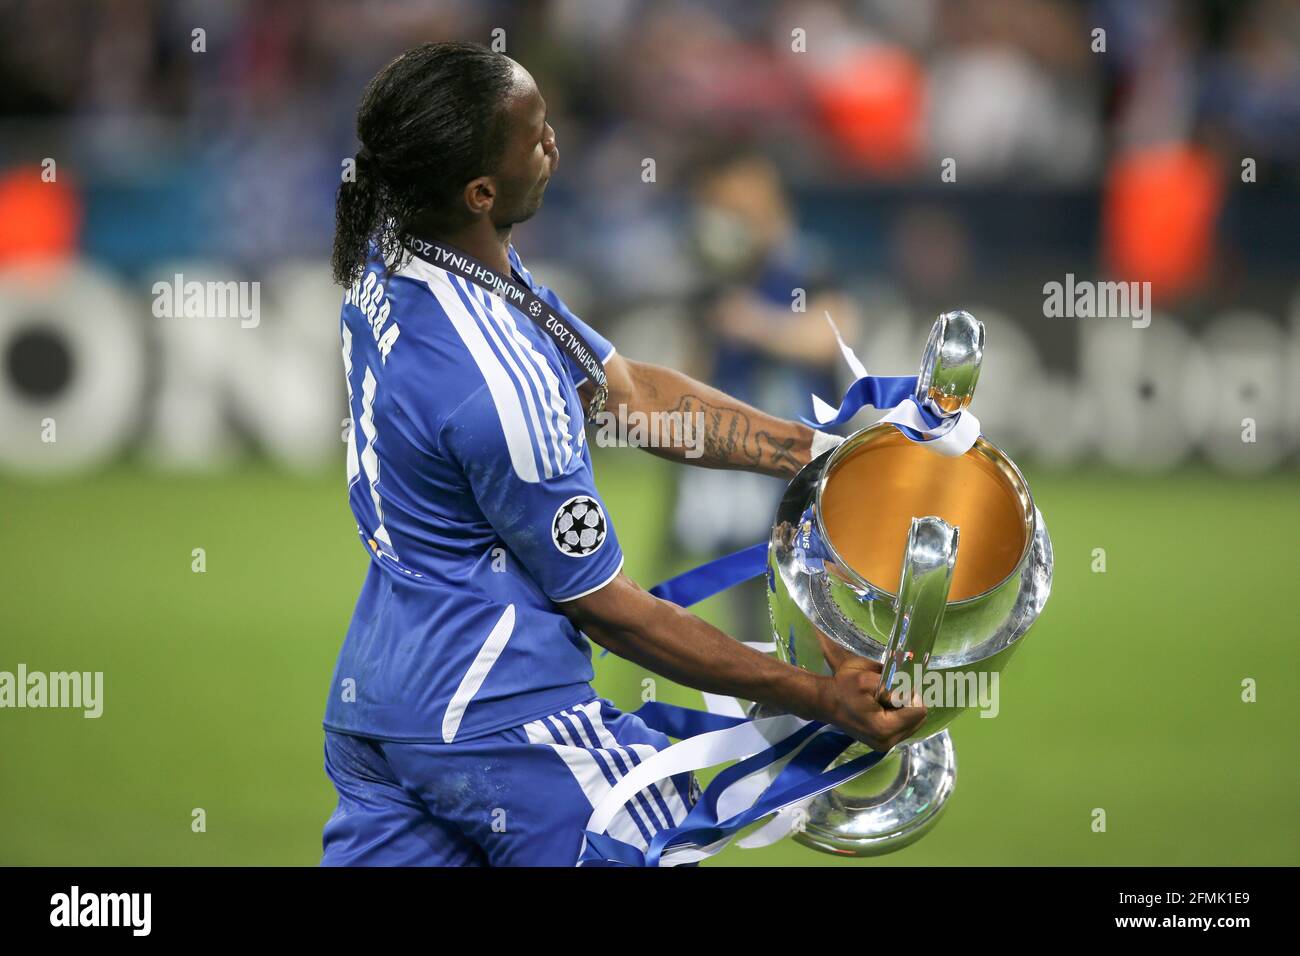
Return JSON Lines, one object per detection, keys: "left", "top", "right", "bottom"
{"left": 1, "top": 451, "right": 1296, "bottom": 865}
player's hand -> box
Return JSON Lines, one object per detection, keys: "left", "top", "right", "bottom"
{"left": 820, "top": 653, "right": 927, "bottom": 752}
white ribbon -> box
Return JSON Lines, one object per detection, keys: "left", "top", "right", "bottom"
{"left": 700, "top": 693, "right": 747, "bottom": 719}
{"left": 825, "top": 311, "right": 869, "bottom": 380}
{"left": 585, "top": 713, "right": 810, "bottom": 837}
{"left": 735, "top": 796, "right": 816, "bottom": 849}
{"left": 878, "top": 400, "right": 981, "bottom": 457}
{"left": 810, "top": 429, "right": 846, "bottom": 459}
{"left": 811, "top": 391, "right": 842, "bottom": 426}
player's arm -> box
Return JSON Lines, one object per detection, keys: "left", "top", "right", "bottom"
{"left": 559, "top": 571, "right": 926, "bottom": 752}
{"left": 591, "top": 353, "right": 820, "bottom": 479}
{"left": 538, "top": 265, "right": 824, "bottom": 478}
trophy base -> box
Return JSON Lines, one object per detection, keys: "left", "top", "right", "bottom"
{"left": 793, "top": 730, "right": 957, "bottom": 857}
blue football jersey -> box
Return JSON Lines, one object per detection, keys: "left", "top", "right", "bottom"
{"left": 323, "top": 243, "right": 623, "bottom": 743}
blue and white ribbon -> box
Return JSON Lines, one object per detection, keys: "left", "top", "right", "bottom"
{"left": 580, "top": 703, "right": 884, "bottom": 866}
{"left": 803, "top": 313, "right": 980, "bottom": 457}
{"left": 580, "top": 543, "right": 884, "bottom": 866}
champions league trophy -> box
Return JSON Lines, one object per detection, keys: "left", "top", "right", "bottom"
{"left": 766, "top": 311, "right": 1054, "bottom": 856}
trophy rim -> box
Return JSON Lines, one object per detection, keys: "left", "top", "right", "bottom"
{"left": 811, "top": 422, "right": 1037, "bottom": 609}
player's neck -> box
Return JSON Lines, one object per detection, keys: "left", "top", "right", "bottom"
{"left": 419, "top": 219, "right": 512, "bottom": 275}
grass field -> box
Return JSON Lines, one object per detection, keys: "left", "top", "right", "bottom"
{"left": 1, "top": 450, "right": 1297, "bottom": 866}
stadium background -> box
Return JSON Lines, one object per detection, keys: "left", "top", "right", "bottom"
{"left": 1, "top": 0, "right": 1297, "bottom": 865}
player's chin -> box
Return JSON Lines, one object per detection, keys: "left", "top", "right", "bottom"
{"left": 514, "top": 192, "right": 546, "bottom": 225}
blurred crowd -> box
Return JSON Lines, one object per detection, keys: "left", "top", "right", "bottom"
{"left": 0, "top": 0, "right": 1298, "bottom": 491}
{"left": 0, "top": 0, "right": 1296, "bottom": 287}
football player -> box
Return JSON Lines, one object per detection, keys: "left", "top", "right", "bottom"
{"left": 321, "top": 41, "right": 925, "bottom": 866}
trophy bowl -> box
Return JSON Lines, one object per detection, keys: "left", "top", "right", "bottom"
{"left": 765, "top": 312, "right": 1053, "bottom": 856}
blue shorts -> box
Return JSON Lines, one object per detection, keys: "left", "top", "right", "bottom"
{"left": 321, "top": 697, "right": 697, "bottom": 866}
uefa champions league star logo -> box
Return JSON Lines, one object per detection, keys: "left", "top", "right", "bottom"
{"left": 528, "top": 300, "right": 543, "bottom": 317}
{"left": 552, "top": 496, "right": 607, "bottom": 557}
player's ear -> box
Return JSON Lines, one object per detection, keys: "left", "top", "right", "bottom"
{"left": 463, "top": 176, "right": 496, "bottom": 217}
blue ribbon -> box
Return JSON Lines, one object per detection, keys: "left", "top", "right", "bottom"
{"left": 599, "top": 542, "right": 769, "bottom": 658}
{"left": 630, "top": 700, "right": 750, "bottom": 737}
{"left": 799, "top": 374, "right": 921, "bottom": 430}
{"left": 648, "top": 542, "right": 769, "bottom": 606}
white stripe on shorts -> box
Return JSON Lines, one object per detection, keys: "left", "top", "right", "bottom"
{"left": 524, "top": 702, "right": 690, "bottom": 857}
{"left": 569, "top": 700, "right": 689, "bottom": 832}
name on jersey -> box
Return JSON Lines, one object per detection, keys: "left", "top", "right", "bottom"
{"left": 345, "top": 271, "right": 401, "bottom": 363}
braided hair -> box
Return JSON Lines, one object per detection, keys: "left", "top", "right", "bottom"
{"left": 331, "top": 41, "right": 516, "bottom": 286}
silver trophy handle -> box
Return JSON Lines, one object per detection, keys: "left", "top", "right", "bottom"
{"left": 875, "top": 517, "right": 959, "bottom": 707}
{"left": 871, "top": 313, "right": 978, "bottom": 706}
{"left": 916, "top": 310, "right": 984, "bottom": 418}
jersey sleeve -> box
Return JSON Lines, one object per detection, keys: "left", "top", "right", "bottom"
{"left": 509, "top": 246, "right": 615, "bottom": 387}
{"left": 441, "top": 385, "right": 624, "bottom": 603}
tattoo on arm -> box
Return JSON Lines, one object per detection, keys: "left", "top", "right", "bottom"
{"left": 760, "top": 434, "right": 801, "bottom": 477}
{"left": 673, "top": 395, "right": 801, "bottom": 476}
